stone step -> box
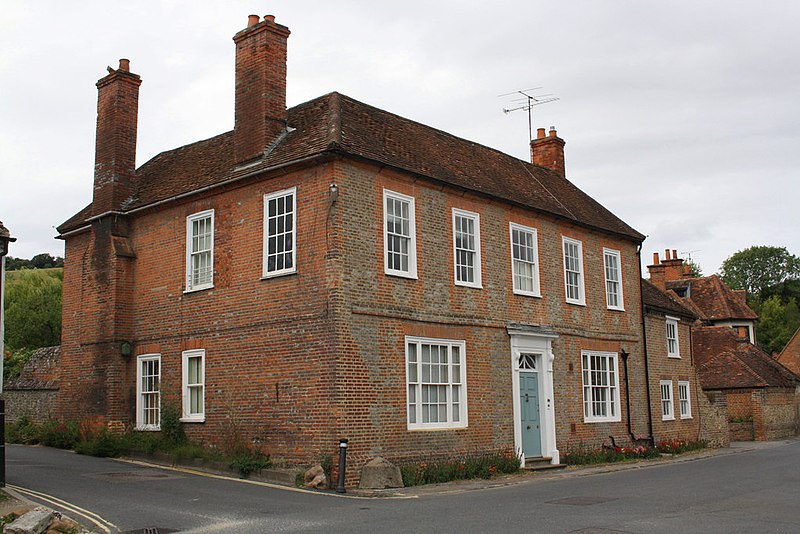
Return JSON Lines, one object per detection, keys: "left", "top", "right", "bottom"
{"left": 522, "top": 457, "right": 566, "bottom": 471}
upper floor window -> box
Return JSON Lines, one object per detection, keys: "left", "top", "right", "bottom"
{"left": 562, "top": 237, "right": 585, "bottom": 305}
{"left": 186, "top": 210, "right": 214, "bottom": 292}
{"left": 406, "top": 337, "right": 467, "bottom": 430}
{"left": 510, "top": 223, "right": 540, "bottom": 297}
{"left": 678, "top": 381, "right": 692, "bottom": 419}
{"left": 452, "top": 208, "right": 482, "bottom": 288}
{"left": 666, "top": 316, "right": 680, "bottom": 358}
{"left": 603, "top": 248, "right": 624, "bottom": 310}
{"left": 660, "top": 380, "right": 675, "bottom": 421}
{"left": 136, "top": 354, "right": 161, "bottom": 431}
{"left": 384, "top": 189, "right": 417, "bottom": 278}
{"left": 581, "top": 350, "right": 620, "bottom": 423}
{"left": 182, "top": 349, "right": 205, "bottom": 422}
{"left": 263, "top": 187, "right": 296, "bottom": 278}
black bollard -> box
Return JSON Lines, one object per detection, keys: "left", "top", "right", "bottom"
{"left": 0, "top": 398, "right": 5, "bottom": 487}
{"left": 336, "top": 438, "right": 348, "bottom": 493}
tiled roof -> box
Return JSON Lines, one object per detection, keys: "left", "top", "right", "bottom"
{"left": 666, "top": 275, "right": 758, "bottom": 322}
{"left": 59, "top": 92, "right": 644, "bottom": 241}
{"left": 776, "top": 326, "right": 800, "bottom": 376}
{"left": 693, "top": 326, "right": 799, "bottom": 389}
{"left": 641, "top": 279, "right": 696, "bottom": 319}
{"left": 4, "top": 345, "right": 60, "bottom": 391}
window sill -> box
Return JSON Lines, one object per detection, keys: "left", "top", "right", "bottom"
{"left": 407, "top": 424, "right": 468, "bottom": 431}
{"left": 513, "top": 289, "right": 542, "bottom": 298}
{"left": 662, "top": 416, "right": 676, "bottom": 421}
{"left": 680, "top": 415, "right": 693, "bottom": 420}
{"left": 184, "top": 285, "right": 214, "bottom": 294}
{"left": 455, "top": 281, "right": 483, "bottom": 289}
{"left": 583, "top": 417, "right": 622, "bottom": 424}
{"left": 607, "top": 306, "right": 625, "bottom": 312}
{"left": 261, "top": 270, "right": 297, "bottom": 280}
{"left": 180, "top": 417, "right": 205, "bottom": 423}
{"left": 385, "top": 271, "right": 418, "bottom": 280}
{"left": 135, "top": 426, "right": 161, "bottom": 432}
{"left": 566, "top": 300, "right": 587, "bottom": 307}
{"left": 668, "top": 355, "right": 681, "bottom": 359}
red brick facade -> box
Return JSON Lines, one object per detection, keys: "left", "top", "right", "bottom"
{"left": 56, "top": 14, "right": 668, "bottom": 484}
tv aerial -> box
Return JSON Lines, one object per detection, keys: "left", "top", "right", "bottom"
{"left": 500, "top": 87, "right": 560, "bottom": 141}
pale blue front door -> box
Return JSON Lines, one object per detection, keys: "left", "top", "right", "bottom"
{"left": 520, "top": 372, "right": 542, "bottom": 457}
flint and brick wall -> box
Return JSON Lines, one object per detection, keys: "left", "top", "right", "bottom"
{"left": 3, "top": 346, "right": 60, "bottom": 424}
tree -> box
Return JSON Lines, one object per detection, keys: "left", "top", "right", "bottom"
{"left": 4, "top": 253, "right": 64, "bottom": 271}
{"left": 684, "top": 257, "right": 703, "bottom": 277}
{"left": 755, "top": 296, "right": 800, "bottom": 355}
{"left": 3, "top": 268, "right": 62, "bottom": 351}
{"left": 720, "top": 246, "right": 800, "bottom": 300}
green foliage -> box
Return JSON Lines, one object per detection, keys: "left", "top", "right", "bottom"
{"left": 399, "top": 451, "right": 520, "bottom": 487}
{"left": 74, "top": 429, "right": 126, "bottom": 458}
{"left": 4, "top": 254, "right": 63, "bottom": 271}
{"left": 160, "top": 404, "right": 187, "bottom": 447}
{"left": 684, "top": 257, "right": 703, "bottom": 277}
{"left": 3, "top": 347, "right": 35, "bottom": 380}
{"left": 229, "top": 448, "right": 272, "bottom": 478}
{"left": 655, "top": 438, "right": 706, "bottom": 455}
{"left": 564, "top": 443, "right": 660, "bottom": 465}
{"left": 3, "top": 268, "right": 62, "bottom": 351}
{"left": 720, "top": 246, "right": 800, "bottom": 300}
{"left": 754, "top": 296, "right": 800, "bottom": 355}
{"left": 6, "top": 416, "right": 41, "bottom": 444}
{"left": 0, "top": 513, "right": 19, "bottom": 528}
{"left": 40, "top": 420, "right": 81, "bottom": 449}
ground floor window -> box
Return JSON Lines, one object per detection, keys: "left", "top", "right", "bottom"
{"left": 137, "top": 354, "right": 161, "bottom": 430}
{"left": 581, "top": 350, "right": 621, "bottom": 422}
{"left": 182, "top": 349, "right": 205, "bottom": 422}
{"left": 661, "top": 380, "right": 675, "bottom": 421}
{"left": 406, "top": 337, "right": 467, "bottom": 430}
{"left": 678, "top": 381, "right": 691, "bottom": 419}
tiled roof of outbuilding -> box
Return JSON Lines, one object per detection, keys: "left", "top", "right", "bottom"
{"left": 59, "top": 93, "right": 644, "bottom": 241}
{"left": 693, "top": 326, "right": 799, "bottom": 389}
{"left": 642, "top": 279, "right": 696, "bottom": 320}
{"left": 667, "top": 275, "right": 758, "bottom": 322}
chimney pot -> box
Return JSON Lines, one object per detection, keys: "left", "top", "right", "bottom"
{"left": 118, "top": 58, "right": 130, "bottom": 72}
{"left": 264, "top": 14, "right": 275, "bottom": 22}
{"left": 247, "top": 14, "right": 259, "bottom": 27}
{"left": 653, "top": 252, "right": 660, "bottom": 264}
{"left": 549, "top": 126, "right": 557, "bottom": 137}
{"left": 672, "top": 249, "right": 678, "bottom": 259}
{"left": 536, "top": 128, "right": 546, "bottom": 139}
{"left": 664, "top": 249, "right": 671, "bottom": 261}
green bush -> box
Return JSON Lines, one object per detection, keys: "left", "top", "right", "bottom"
{"left": 399, "top": 450, "right": 520, "bottom": 487}
{"left": 40, "top": 420, "right": 80, "bottom": 449}
{"left": 655, "top": 438, "right": 706, "bottom": 455}
{"left": 160, "top": 405, "right": 187, "bottom": 447}
{"left": 230, "top": 448, "right": 271, "bottom": 479}
{"left": 564, "top": 442, "right": 662, "bottom": 465}
{"left": 6, "top": 416, "right": 40, "bottom": 444}
{"left": 75, "top": 430, "right": 126, "bottom": 458}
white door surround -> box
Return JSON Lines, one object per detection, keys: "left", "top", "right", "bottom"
{"left": 508, "top": 323, "right": 559, "bottom": 467}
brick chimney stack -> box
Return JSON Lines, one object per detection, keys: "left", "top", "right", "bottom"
{"left": 233, "top": 14, "right": 291, "bottom": 165}
{"left": 93, "top": 59, "right": 141, "bottom": 215}
{"left": 647, "top": 248, "right": 686, "bottom": 290}
{"left": 530, "top": 126, "right": 566, "bottom": 176}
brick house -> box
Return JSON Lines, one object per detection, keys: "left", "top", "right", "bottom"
{"left": 56, "top": 14, "right": 655, "bottom": 480}
{"left": 641, "top": 279, "right": 702, "bottom": 443}
{"left": 647, "top": 250, "right": 800, "bottom": 441}
{"left": 776, "top": 326, "right": 800, "bottom": 376}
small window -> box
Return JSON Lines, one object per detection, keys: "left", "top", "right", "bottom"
{"left": 563, "top": 237, "right": 585, "bottom": 305}
{"left": 510, "top": 223, "right": 541, "bottom": 297}
{"left": 581, "top": 351, "right": 621, "bottom": 422}
{"left": 660, "top": 380, "right": 675, "bottom": 421}
{"left": 678, "top": 381, "right": 692, "bottom": 419}
{"left": 452, "top": 208, "right": 482, "bottom": 288}
{"left": 384, "top": 190, "right": 417, "bottom": 278}
{"left": 186, "top": 210, "right": 214, "bottom": 292}
{"left": 603, "top": 248, "right": 624, "bottom": 310}
{"left": 263, "top": 187, "right": 297, "bottom": 278}
{"left": 182, "top": 349, "right": 205, "bottom": 422}
{"left": 666, "top": 317, "right": 680, "bottom": 358}
{"left": 136, "top": 354, "right": 161, "bottom": 431}
{"left": 406, "top": 337, "right": 467, "bottom": 430}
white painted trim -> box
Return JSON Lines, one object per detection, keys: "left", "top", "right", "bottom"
{"left": 262, "top": 187, "right": 298, "bottom": 278}
{"left": 510, "top": 332, "right": 559, "bottom": 467}
{"left": 581, "top": 350, "right": 622, "bottom": 423}
{"left": 452, "top": 208, "right": 483, "bottom": 288}
{"left": 603, "top": 248, "right": 624, "bottom": 311}
{"left": 181, "top": 349, "right": 206, "bottom": 423}
{"left": 185, "top": 209, "right": 215, "bottom": 292}
{"left": 678, "top": 380, "right": 692, "bottom": 419}
{"left": 383, "top": 189, "right": 418, "bottom": 279}
{"left": 136, "top": 353, "right": 161, "bottom": 431}
{"left": 666, "top": 316, "right": 681, "bottom": 358}
{"left": 405, "top": 336, "right": 467, "bottom": 430}
{"left": 661, "top": 380, "right": 675, "bottom": 421}
{"left": 562, "top": 236, "right": 586, "bottom": 306}
{"left": 509, "top": 222, "right": 541, "bottom": 297}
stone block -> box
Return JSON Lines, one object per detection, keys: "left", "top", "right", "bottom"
{"left": 358, "top": 457, "right": 403, "bottom": 489}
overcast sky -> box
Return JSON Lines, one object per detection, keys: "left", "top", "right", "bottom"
{"left": 1, "top": 1, "right": 798, "bottom": 274}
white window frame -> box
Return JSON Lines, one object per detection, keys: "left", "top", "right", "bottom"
{"left": 383, "top": 189, "right": 418, "bottom": 279}
{"left": 452, "top": 208, "right": 482, "bottom": 288}
{"left": 181, "top": 349, "right": 206, "bottom": 422}
{"left": 562, "top": 237, "right": 586, "bottom": 305}
{"left": 603, "top": 248, "right": 624, "bottom": 311}
{"left": 661, "top": 380, "right": 675, "bottom": 421}
{"left": 509, "top": 223, "right": 541, "bottom": 297}
{"left": 678, "top": 381, "right": 692, "bottom": 419}
{"left": 581, "top": 350, "right": 621, "bottom": 423}
{"left": 185, "top": 209, "right": 214, "bottom": 292}
{"left": 263, "top": 187, "right": 297, "bottom": 278}
{"left": 406, "top": 336, "right": 467, "bottom": 430}
{"left": 136, "top": 353, "right": 161, "bottom": 431}
{"left": 666, "top": 316, "right": 681, "bottom": 358}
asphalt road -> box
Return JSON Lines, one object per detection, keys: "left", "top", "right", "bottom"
{"left": 8, "top": 440, "right": 800, "bottom": 533}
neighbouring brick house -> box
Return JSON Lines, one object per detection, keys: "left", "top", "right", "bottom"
{"left": 56, "top": 14, "right": 656, "bottom": 481}
{"left": 776, "top": 326, "right": 800, "bottom": 376}
{"left": 647, "top": 250, "right": 800, "bottom": 441}
{"left": 3, "top": 346, "right": 60, "bottom": 424}
{"left": 641, "top": 279, "right": 702, "bottom": 443}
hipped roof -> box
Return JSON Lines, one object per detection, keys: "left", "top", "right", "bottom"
{"left": 59, "top": 92, "right": 644, "bottom": 241}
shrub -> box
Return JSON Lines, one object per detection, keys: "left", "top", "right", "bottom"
{"left": 564, "top": 442, "right": 659, "bottom": 465}
{"left": 40, "top": 420, "right": 80, "bottom": 449}
{"left": 230, "top": 448, "right": 271, "bottom": 479}
{"left": 656, "top": 438, "right": 706, "bottom": 455}
{"left": 399, "top": 450, "right": 520, "bottom": 487}
{"left": 75, "top": 430, "right": 127, "bottom": 458}
{"left": 160, "top": 404, "right": 187, "bottom": 447}
{"left": 6, "top": 416, "right": 40, "bottom": 444}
